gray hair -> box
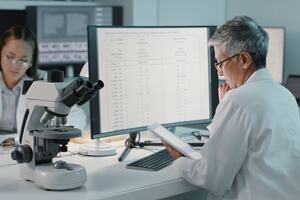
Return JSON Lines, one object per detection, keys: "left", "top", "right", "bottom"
{"left": 208, "top": 16, "right": 269, "bottom": 68}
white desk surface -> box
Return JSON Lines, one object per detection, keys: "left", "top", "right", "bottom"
{"left": 0, "top": 132, "right": 208, "bottom": 200}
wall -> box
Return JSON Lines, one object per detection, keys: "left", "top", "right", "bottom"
{"left": 130, "top": 0, "right": 226, "bottom": 26}
{"left": 132, "top": 0, "right": 158, "bottom": 25}
{"left": 226, "top": 0, "right": 300, "bottom": 82}
{"left": 157, "top": 0, "right": 225, "bottom": 26}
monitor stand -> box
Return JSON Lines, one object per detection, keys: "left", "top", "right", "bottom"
{"left": 78, "top": 139, "right": 116, "bottom": 156}
{"left": 118, "top": 132, "right": 167, "bottom": 162}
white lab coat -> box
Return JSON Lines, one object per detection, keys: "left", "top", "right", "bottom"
{"left": 173, "top": 68, "right": 300, "bottom": 200}
{"left": 0, "top": 75, "right": 87, "bottom": 134}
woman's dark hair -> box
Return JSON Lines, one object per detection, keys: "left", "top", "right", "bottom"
{"left": 0, "top": 25, "right": 38, "bottom": 80}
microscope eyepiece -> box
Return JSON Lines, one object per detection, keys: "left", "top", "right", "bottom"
{"left": 60, "top": 78, "right": 104, "bottom": 107}
{"left": 61, "top": 78, "right": 93, "bottom": 107}
{"left": 74, "top": 81, "right": 93, "bottom": 97}
{"left": 94, "top": 80, "right": 104, "bottom": 90}
{"left": 77, "top": 80, "right": 104, "bottom": 105}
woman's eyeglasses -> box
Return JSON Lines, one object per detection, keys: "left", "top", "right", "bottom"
{"left": 3, "top": 54, "right": 32, "bottom": 68}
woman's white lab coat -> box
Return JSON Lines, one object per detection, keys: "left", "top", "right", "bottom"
{"left": 173, "top": 68, "right": 300, "bottom": 200}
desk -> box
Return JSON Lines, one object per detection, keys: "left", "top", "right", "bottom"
{"left": 0, "top": 137, "right": 208, "bottom": 200}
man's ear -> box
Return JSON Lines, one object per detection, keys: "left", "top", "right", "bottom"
{"left": 240, "top": 52, "right": 252, "bottom": 69}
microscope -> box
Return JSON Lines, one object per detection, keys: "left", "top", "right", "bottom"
{"left": 11, "top": 71, "right": 103, "bottom": 190}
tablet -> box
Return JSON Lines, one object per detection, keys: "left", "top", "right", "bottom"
{"left": 147, "top": 122, "right": 202, "bottom": 160}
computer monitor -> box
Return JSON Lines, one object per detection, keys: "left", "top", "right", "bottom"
{"left": 264, "top": 27, "right": 285, "bottom": 83}
{"left": 26, "top": 6, "right": 122, "bottom": 66}
{"left": 284, "top": 75, "right": 300, "bottom": 104}
{"left": 88, "top": 26, "right": 218, "bottom": 139}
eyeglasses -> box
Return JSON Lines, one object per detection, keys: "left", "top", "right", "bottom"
{"left": 3, "top": 54, "right": 32, "bottom": 68}
{"left": 214, "top": 53, "right": 240, "bottom": 70}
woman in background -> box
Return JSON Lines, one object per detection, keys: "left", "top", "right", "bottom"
{"left": 0, "top": 25, "right": 39, "bottom": 133}
{"left": 0, "top": 25, "right": 86, "bottom": 134}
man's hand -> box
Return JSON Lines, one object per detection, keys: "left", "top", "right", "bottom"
{"left": 163, "top": 142, "right": 184, "bottom": 159}
{"left": 218, "top": 83, "right": 231, "bottom": 101}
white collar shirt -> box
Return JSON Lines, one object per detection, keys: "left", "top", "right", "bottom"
{"left": 0, "top": 72, "right": 23, "bottom": 133}
{"left": 173, "top": 68, "right": 300, "bottom": 200}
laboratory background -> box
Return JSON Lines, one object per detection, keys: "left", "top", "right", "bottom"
{"left": 0, "top": 0, "right": 299, "bottom": 200}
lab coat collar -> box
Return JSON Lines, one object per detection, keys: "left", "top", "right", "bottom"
{"left": 0, "top": 71, "right": 30, "bottom": 92}
{"left": 244, "top": 68, "right": 273, "bottom": 85}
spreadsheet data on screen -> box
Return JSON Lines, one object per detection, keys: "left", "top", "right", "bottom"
{"left": 96, "top": 28, "right": 211, "bottom": 133}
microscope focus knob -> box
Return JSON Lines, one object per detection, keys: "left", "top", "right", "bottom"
{"left": 11, "top": 144, "right": 33, "bottom": 163}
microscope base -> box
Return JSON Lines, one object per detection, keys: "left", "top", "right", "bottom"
{"left": 34, "top": 163, "right": 87, "bottom": 190}
{"left": 78, "top": 139, "right": 116, "bottom": 156}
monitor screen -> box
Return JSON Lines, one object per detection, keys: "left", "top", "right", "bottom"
{"left": 88, "top": 26, "right": 217, "bottom": 138}
{"left": 264, "top": 27, "right": 285, "bottom": 83}
{"left": 26, "top": 6, "right": 122, "bottom": 66}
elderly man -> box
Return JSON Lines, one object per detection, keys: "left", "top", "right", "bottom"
{"left": 165, "top": 16, "right": 300, "bottom": 200}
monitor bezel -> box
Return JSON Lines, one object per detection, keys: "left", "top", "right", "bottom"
{"left": 284, "top": 74, "right": 300, "bottom": 102}
{"left": 88, "top": 25, "right": 218, "bottom": 139}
